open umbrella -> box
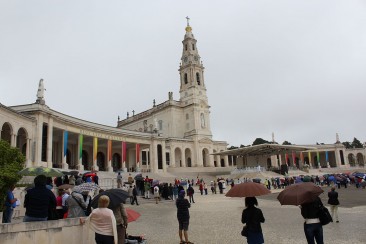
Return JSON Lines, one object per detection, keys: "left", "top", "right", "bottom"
{"left": 73, "top": 182, "right": 100, "bottom": 193}
{"left": 277, "top": 182, "right": 324, "bottom": 206}
{"left": 58, "top": 184, "right": 74, "bottom": 190}
{"left": 134, "top": 173, "right": 144, "bottom": 181}
{"left": 91, "top": 188, "right": 129, "bottom": 209}
{"left": 126, "top": 208, "right": 141, "bottom": 223}
{"left": 18, "top": 166, "right": 63, "bottom": 177}
{"left": 225, "top": 182, "right": 271, "bottom": 198}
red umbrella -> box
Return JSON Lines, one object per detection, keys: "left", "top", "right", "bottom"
{"left": 277, "top": 182, "right": 324, "bottom": 206}
{"left": 126, "top": 208, "right": 141, "bottom": 223}
{"left": 225, "top": 182, "right": 271, "bottom": 198}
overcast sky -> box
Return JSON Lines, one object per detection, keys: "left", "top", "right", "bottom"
{"left": 1, "top": 1, "right": 366, "bottom": 147}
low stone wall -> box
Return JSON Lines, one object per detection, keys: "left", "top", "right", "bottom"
{"left": 0, "top": 218, "right": 93, "bottom": 244}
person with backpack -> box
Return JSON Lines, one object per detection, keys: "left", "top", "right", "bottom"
{"left": 154, "top": 185, "right": 160, "bottom": 204}
{"left": 66, "top": 190, "right": 87, "bottom": 218}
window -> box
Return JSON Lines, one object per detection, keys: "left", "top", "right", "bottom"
{"left": 196, "top": 72, "right": 200, "bottom": 85}
{"left": 185, "top": 44, "right": 187, "bottom": 50}
{"left": 158, "top": 120, "right": 163, "bottom": 130}
{"left": 192, "top": 44, "right": 195, "bottom": 50}
{"left": 186, "top": 114, "right": 189, "bottom": 120}
{"left": 184, "top": 73, "right": 188, "bottom": 84}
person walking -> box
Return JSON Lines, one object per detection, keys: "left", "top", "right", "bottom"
{"left": 131, "top": 185, "right": 139, "bottom": 205}
{"left": 154, "top": 185, "right": 160, "bottom": 204}
{"left": 300, "top": 197, "right": 324, "bottom": 244}
{"left": 128, "top": 185, "right": 133, "bottom": 204}
{"left": 187, "top": 184, "right": 195, "bottom": 203}
{"left": 81, "top": 195, "right": 118, "bottom": 244}
{"left": 241, "top": 197, "right": 265, "bottom": 244}
{"left": 117, "top": 172, "right": 122, "bottom": 188}
{"left": 2, "top": 185, "right": 17, "bottom": 223}
{"left": 176, "top": 190, "right": 193, "bottom": 244}
{"left": 144, "top": 181, "right": 151, "bottom": 199}
{"left": 328, "top": 186, "right": 339, "bottom": 223}
{"left": 112, "top": 202, "right": 128, "bottom": 244}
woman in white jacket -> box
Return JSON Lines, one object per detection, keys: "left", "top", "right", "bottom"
{"left": 81, "top": 195, "right": 118, "bottom": 244}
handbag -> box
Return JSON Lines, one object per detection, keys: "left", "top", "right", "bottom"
{"left": 318, "top": 206, "right": 333, "bottom": 225}
{"left": 241, "top": 225, "right": 248, "bottom": 237}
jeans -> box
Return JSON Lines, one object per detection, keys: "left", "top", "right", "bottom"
{"left": 304, "top": 223, "right": 323, "bottom": 244}
{"left": 189, "top": 195, "right": 195, "bottom": 203}
{"left": 95, "top": 233, "right": 114, "bottom": 244}
{"left": 2, "top": 207, "right": 13, "bottom": 223}
{"left": 23, "top": 215, "right": 48, "bottom": 222}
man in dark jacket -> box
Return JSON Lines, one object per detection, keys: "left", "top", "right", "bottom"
{"left": 24, "top": 175, "right": 57, "bottom": 222}
{"left": 328, "top": 186, "right": 339, "bottom": 223}
{"left": 176, "top": 190, "right": 192, "bottom": 244}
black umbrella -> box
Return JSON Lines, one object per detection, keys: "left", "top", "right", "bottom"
{"left": 134, "top": 173, "right": 144, "bottom": 181}
{"left": 91, "top": 188, "right": 129, "bottom": 209}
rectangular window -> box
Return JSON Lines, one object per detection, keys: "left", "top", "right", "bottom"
{"left": 166, "top": 152, "right": 170, "bottom": 165}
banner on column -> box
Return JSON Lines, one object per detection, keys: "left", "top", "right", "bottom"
{"left": 325, "top": 151, "right": 329, "bottom": 162}
{"left": 317, "top": 151, "right": 320, "bottom": 165}
{"left": 136, "top": 144, "right": 140, "bottom": 167}
{"left": 122, "top": 141, "right": 127, "bottom": 164}
{"left": 79, "top": 134, "right": 83, "bottom": 160}
{"left": 300, "top": 152, "right": 304, "bottom": 163}
{"left": 93, "top": 137, "right": 98, "bottom": 163}
{"left": 285, "top": 153, "right": 289, "bottom": 165}
{"left": 108, "top": 140, "right": 112, "bottom": 164}
{"left": 292, "top": 151, "right": 296, "bottom": 166}
{"left": 308, "top": 151, "right": 312, "bottom": 165}
{"left": 63, "top": 131, "right": 68, "bottom": 158}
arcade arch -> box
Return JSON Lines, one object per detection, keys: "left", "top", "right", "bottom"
{"left": 357, "top": 153, "right": 364, "bottom": 166}
{"left": 202, "top": 148, "right": 209, "bottom": 167}
{"left": 175, "top": 147, "right": 182, "bottom": 167}
{"left": 1, "top": 122, "right": 12, "bottom": 144}
{"left": 16, "top": 127, "right": 28, "bottom": 155}
{"left": 348, "top": 153, "right": 355, "bottom": 166}
{"left": 185, "top": 148, "right": 192, "bottom": 167}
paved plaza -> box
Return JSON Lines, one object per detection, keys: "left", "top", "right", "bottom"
{"left": 127, "top": 186, "right": 366, "bottom": 244}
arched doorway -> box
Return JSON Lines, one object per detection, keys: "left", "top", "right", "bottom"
{"left": 357, "top": 153, "right": 364, "bottom": 166}
{"left": 213, "top": 149, "right": 217, "bottom": 167}
{"left": 1, "top": 122, "right": 12, "bottom": 144}
{"left": 82, "top": 150, "right": 89, "bottom": 170}
{"left": 157, "top": 144, "right": 163, "bottom": 169}
{"left": 16, "top": 127, "right": 28, "bottom": 156}
{"left": 267, "top": 158, "right": 271, "bottom": 169}
{"left": 220, "top": 158, "right": 225, "bottom": 167}
{"left": 112, "top": 153, "right": 121, "bottom": 171}
{"left": 348, "top": 154, "right": 355, "bottom": 166}
{"left": 185, "top": 148, "right": 192, "bottom": 167}
{"left": 97, "top": 152, "right": 106, "bottom": 171}
{"left": 175, "top": 147, "right": 182, "bottom": 167}
{"left": 202, "top": 148, "right": 209, "bottom": 167}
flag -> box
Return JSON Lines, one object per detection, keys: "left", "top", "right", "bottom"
{"left": 63, "top": 131, "right": 68, "bottom": 157}
{"left": 93, "top": 137, "right": 98, "bottom": 163}
{"left": 325, "top": 151, "right": 329, "bottom": 162}
{"left": 79, "top": 134, "right": 83, "bottom": 160}
{"left": 136, "top": 144, "right": 140, "bottom": 166}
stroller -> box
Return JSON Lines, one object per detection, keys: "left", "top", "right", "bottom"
{"left": 125, "top": 234, "right": 147, "bottom": 243}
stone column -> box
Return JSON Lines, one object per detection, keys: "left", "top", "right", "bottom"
{"left": 161, "top": 141, "right": 167, "bottom": 172}
{"left": 181, "top": 149, "right": 186, "bottom": 167}
{"left": 170, "top": 147, "right": 176, "bottom": 168}
{"left": 35, "top": 115, "right": 43, "bottom": 166}
{"left": 150, "top": 140, "right": 158, "bottom": 173}
{"left": 46, "top": 117, "right": 53, "bottom": 168}
{"left": 25, "top": 138, "right": 31, "bottom": 167}
{"left": 11, "top": 133, "right": 16, "bottom": 147}
{"left": 224, "top": 155, "right": 229, "bottom": 167}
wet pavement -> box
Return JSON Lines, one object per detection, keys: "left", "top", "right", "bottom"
{"left": 127, "top": 185, "right": 366, "bottom": 244}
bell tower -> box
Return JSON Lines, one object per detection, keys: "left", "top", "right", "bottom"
{"left": 179, "top": 17, "right": 212, "bottom": 139}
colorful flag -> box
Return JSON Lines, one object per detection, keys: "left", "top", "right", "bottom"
{"left": 108, "top": 140, "right": 112, "bottom": 165}
{"left": 136, "top": 144, "right": 140, "bottom": 166}
{"left": 300, "top": 152, "right": 304, "bottom": 163}
{"left": 292, "top": 151, "right": 296, "bottom": 165}
{"left": 308, "top": 151, "right": 312, "bottom": 165}
{"left": 325, "top": 151, "right": 329, "bottom": 162}
{"left": 63, "top": 131, "right": 68, "bottom": 157}
{"left": 122, "top": 141, "right": 127, "bottom": 163}
{"left": 317, "top": 151, "right": 320, "bottom": 164}
{"left": 285, "top": 153, "right": 289, "bottom": 165}
{"left": 93, "top": 137, "right": 98, "bottom": 163}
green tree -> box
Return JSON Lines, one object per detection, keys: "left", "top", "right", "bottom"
{"left": 0, "top": 140, "right": 25, "bottom": 211}
{"left": 342, "top": 141, "right": 352, "bottom": 149}
{"left": 252, "top": 138, "right": 269, "bottom": 146}
{"left": 282, "top": 141, "right": 292, "bottom": 145}
{"left": 351, "top": 137, "right": 363, "bottom": 148}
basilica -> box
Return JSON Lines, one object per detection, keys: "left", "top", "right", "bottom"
{"left": 0, "top": 21, "right": 229, "bottom": 173}
{"left": 1, "top": 21, "right": 365, "bottom": 174}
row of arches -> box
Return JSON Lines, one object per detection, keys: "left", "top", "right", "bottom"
{"left": 1, "top": 122, "right": 28, "bottom": 156}
{"left": 348, "top": 153, "right": 365, "bottom": 166}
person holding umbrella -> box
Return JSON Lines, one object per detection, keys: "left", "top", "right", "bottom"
{"left": 242, "top": 197, "right": 265, "bottom": 244}
{"left": 112, "top": 202, "right": 128, "bottom": 244}
{"left": 300, "top": 197, "right": 324, "bottom": 244}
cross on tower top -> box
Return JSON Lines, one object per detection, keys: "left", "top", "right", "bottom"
{"left": 186, "top": 16, "right": 190, "bottom": 26}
